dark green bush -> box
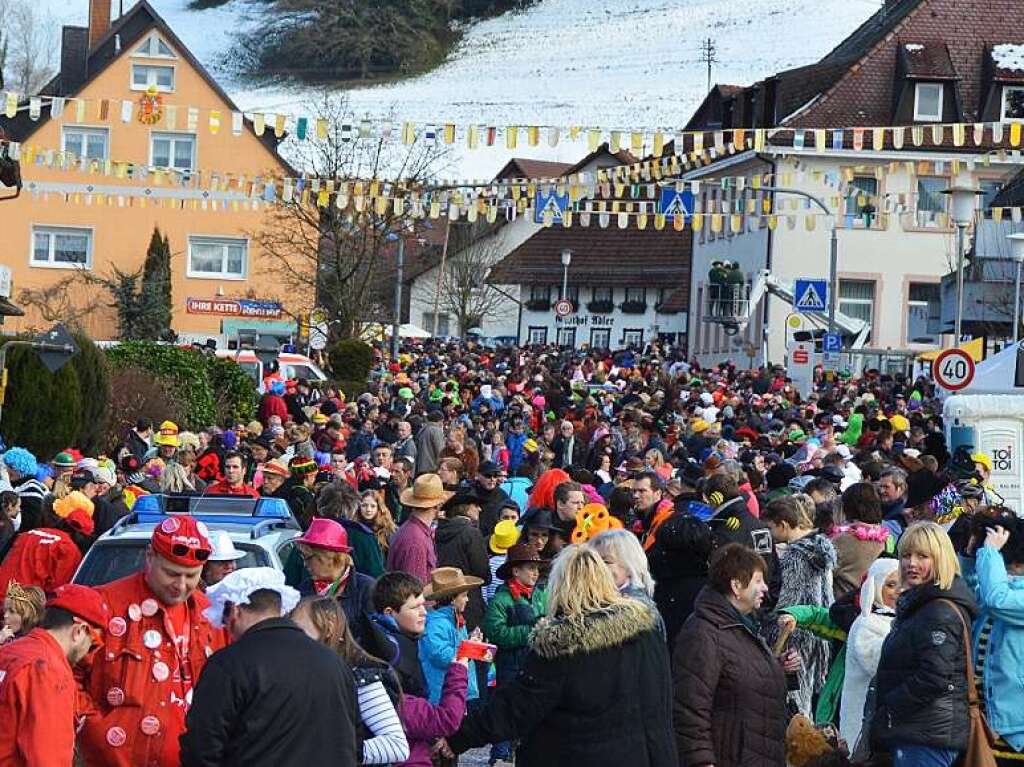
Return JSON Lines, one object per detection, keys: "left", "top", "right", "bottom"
{"left": 106, "top": 342, "right": 217, "bottom": 429}
{"left": 70, "top": 332, "right": 111, "bottom": 454}
{"left": 0, "top": 344, "right": 83, "bottom": 459}
{"left": 205, "top": 355, "right": 258, "bottom": 425}
{"left": 336, "top": 378, "right": 369, "bottom": 400}
{"left": 327, "top": 339, "right": 374, "bottom": 382}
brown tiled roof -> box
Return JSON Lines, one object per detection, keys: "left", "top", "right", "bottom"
{"left": 686, "top": 0, "right": 1024, "bottom": 132}
{"left": 487, "top": 226, "right": 691, "bottom": 292}
{"left": 657, "top": 287, "right": 689, "bottom": 313}
{"left": 562, "top": 144, "right": 638, "bottom": 176}
{"left": 899, "top": 43, "right": 957, "bottom": 79}
{"left": 493, "top": 159, "right": 573, "bottom": 181}
{"left": 989, "top": 45, "right": 1024, "bottom": 83}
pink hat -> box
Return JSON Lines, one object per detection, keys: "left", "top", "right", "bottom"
{"left": 294, "top": 518, "right": 352, "bottom": 553}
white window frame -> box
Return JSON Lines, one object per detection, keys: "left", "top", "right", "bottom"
{"left": 131, "top": 63, "right": 176, "bottom": 92}
{"left": 1001, "top": 85, "right": 1024, "bottom": 123}
{"left": 131, "top": 32, "right": 177, "bottom": 59}
{"left": 913, "top": 82, "right": 944, "bottom": 122}
{"left": 187, "top": 235, "right": 248, "bottom": 280}
{"left": 838, "top": 279, "right": 876, "bottom": 328}
{"left": 30, "top": 225, "right": 94, "bottom": 269}
{"left": 150, "top": 131, "right": 196, "bottom": 171}
{"left": 60, "top": 125, "right": 109, "bottom": 161}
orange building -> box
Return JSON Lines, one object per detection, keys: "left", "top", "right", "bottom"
{"left": 0, "top": 0, "right": 306, "bottom": 343}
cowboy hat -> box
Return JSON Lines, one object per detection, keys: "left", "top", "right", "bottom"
{"left": 207, "top": 530, "right": 246, "bottom": 562}
{"left": 400, "top": 473, "right": 454, "bottom": 509}
{"left": 423, "top": 566, "right": 483, "bottom": 601}
{"left": 495, "top": 543, "right": 545, "bottom": 580}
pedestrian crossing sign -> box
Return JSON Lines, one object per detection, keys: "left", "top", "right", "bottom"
{"left": 534, "top": 189, "right": 569, "bottom": 224}
{"left": 794, "top": 279, "right": 828, "bottom": 314}
{"left": 657, "top": 188, "right": 694, "bottom": 220}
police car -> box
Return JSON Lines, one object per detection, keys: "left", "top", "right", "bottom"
{"left": 73, "top": 494, "right": 301, "bottom": 587}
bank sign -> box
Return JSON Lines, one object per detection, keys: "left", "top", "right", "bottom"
{"left": 186, "top": 298, "right": 283, "bottom": 318}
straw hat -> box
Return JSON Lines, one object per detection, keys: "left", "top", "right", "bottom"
{"left": 399, "top": 473, "right": 454, "bottom": 509}
{"left": 423, "top": 566, "right": 483, "bottom": 601}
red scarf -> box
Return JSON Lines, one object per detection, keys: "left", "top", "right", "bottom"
{"left": 455, "top": 611, "right": 466, "bottom": 631}
{"left": 314, "top": 568, "right": 351, "bottom": 597}
{"left": 507, "top": 579, "right": 534, "bottom": 601}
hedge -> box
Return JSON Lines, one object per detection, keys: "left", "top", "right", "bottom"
{"left": 0, "top": 342, "right": 83, "bottom": 458}
{"left": 106, "top": 342, "right": 218, "bottom": 429}
{"left": 205, "top": 355, "right": 258, "bottom": 425}
{"left": 70, "top": 332, "right": 111, "bottom": 454}
{"left": 328, "top": 339, "right": 374, "bottom": 382}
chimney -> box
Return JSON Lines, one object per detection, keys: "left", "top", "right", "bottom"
{"left": 88, "top": 0, "right": 111, "bottom": 50}
{"left": 60, "top": 26, "right": 90, "bottom": 94}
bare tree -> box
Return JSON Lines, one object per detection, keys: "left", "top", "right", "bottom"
{"left": 251, "top": 95, "right": 452, "bottom": 340}
{"left": 437, "top": 225, "right": 513, "bottom": 336}
{"left": 3, "top": 0, "right": 57, "bottom": 95}
{"left": 17, "top": 271, "right": 105, "bottom": 331}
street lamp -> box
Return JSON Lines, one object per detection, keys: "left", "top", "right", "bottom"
{"left": 943, "top": 177, "right": 983, "bottom": 343}
{"left": 1008, "top": 232, "right": 1024, "bottom": 344}
{"left": 560, "top": 249, "right": 572, "bottom": 301}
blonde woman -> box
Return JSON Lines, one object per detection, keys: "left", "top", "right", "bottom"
{"left": 871, "top": 522, "right": 977, "bottom": 767}
{"left": 588, "top": 529, "right": 665, "bottom": 638}
{"left": 444, "top": 545, "right": 675, "bottom": 767}
{"left": 359, "top": 490, "right": 398, "bottom": 558}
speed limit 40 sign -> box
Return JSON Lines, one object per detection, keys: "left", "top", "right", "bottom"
{"left": 933, "top": 348, "right": 975, "bottom": 391}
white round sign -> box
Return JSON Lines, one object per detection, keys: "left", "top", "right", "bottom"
{"left": 309, "top": 324, "right": 329, "bottom": 351}
{"left": 553, "top": 299, "right": 574, "bottom": 318}
{"left": 933, "top": 348, "right": 975, "bottom": 391}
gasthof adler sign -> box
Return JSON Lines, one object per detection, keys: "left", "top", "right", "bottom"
{"left": 186, "top": 298, "right": 283, "bottom": 318}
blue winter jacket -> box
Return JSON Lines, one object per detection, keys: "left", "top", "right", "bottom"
{"left": 419, "top": 606, "right": 479, "bottom": 705}
{"left": 500, "top": 476, "right": 533, "bottom": 514}
{"left": 964, "top": 546, "right": 1024, "bottom": 751}
{"left": 505, "top": 431, "right": 528, "bottom": 473}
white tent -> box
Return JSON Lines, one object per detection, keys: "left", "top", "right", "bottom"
{"left": 960, "top": 341, "right": 1024, "bottom": 394}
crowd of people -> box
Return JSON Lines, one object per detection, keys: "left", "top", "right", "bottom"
{"left": 0, "top": 338, "right": 1020, "bottom": 767}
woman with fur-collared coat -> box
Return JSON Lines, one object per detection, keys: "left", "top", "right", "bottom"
{"left": 448, "top": 545, "right": 676, "bottom": 767}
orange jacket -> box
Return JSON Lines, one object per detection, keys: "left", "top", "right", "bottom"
{"left": 641, "top": 499, "right": 676, "bottom": 552}
{"left": 203, "top": 481, "right": 260, "bottom": 499}
{"left": 0, "top": 528, "right": 82, "bottom": 595}
{"left": 0, "top": 628, "right": 76, "bottom": 767}
{"left": 78, "top": 571, "right": 225, "bottom": 767}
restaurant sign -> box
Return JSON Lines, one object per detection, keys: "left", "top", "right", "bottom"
{"left": 186, "top": 297, "right": 283, "bottom": 318}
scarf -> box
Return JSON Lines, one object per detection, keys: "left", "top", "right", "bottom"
{"left": 830, "top": 523, "right": 891, "bottom": 543}
{"left": 507, "top": 579, "right": 534, "bottom": 601}
{"left": 315, "top": 568, "right": 351, "bottom": 597}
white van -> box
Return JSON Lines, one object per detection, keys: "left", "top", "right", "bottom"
{"left": 215, "top": 349, "right": 329, "bottom": 391}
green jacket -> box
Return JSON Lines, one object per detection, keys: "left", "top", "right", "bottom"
{"left": 483, "top": 584, "right": 548, "bottom": 684}
{"left": 780, "top": 605, "right": 847, "bottom": 726}
{"left": 709, "top": 266, "right": 728, "bottom": 286}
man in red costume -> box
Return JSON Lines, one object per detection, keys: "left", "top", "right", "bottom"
{"left": 203, "top": 451, "right": 259, "bottom": 498}
{"left": 78, "top": 515, "right": 224, "bottom": 767}
{"left": 0, "top": 583, "right": 109, "bottom": 767}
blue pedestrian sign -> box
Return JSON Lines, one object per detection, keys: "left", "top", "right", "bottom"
{"left": 534, "top": 189, "right": 569, "bottom": 223}
{"left": 823, "top": 332, "right": 842, "bottom": 353}
{"left": 657, "top": 187, "right": 694, "bottom": 220}
{"left": 794, "top": 279, "right": 828, "bottom": 314}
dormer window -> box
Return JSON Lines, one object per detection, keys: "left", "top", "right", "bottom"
{"left": 1002, "top": 86, "right": 1024, "bottom": 121}
{"left": 132, "top": 32, "right": 176, "bottom": 59}
{"left": 913, "top": 82, "right": 943, "bottom": 121}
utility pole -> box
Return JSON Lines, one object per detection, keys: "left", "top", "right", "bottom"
{"left": 700, "top": 38, "right": 718, "bottom": 93}
{"left": 392, "top": 237, "right": 404, "bottom": 360}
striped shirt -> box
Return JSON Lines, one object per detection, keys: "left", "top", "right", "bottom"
{"left": 485, "top": 555, "right": 506, "bottom": 603}
{"left": 359, "top": 679, "right": 409, "bottom": 765}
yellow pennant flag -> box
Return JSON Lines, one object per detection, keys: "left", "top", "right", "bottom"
{"left": 730, "top": 214, "right": 742, "bottom": 233}
{"left": 767, "top": 215, "right": 778, "bottom": 231}
{"left": 209, "top": 110, "right": 221, "bottom": 134}
{"left": 467, "top": 125, "right": 479, "bottom": 149}
{"left": 653, "top": 132, "right": 664, "bottom": 157}
{"left": 673, "top": 214, "right": 686, "bottom": 231}
{"left": 527, "top": 126, "right": 539, "bottom": 146}
{"left": 814, "top": 129, "right": 826, "bottom": 153}
{"left": 402, "top": 123, "right": 416, "bottom": 145}
{"left": 691, "top": 213, "right": 703, "bottom": 232}
{"left": 587, "top": 129, "right": 601, "bottom": 152}
{"left": 506, "top": 127, "right": 518, "bottom": 149}
{"left": 710, "top": 214, "right": 723, "bottom": 233}
{"left": 317, "top": 189, "right": 329, "bottom": 207}
{"left": 610, "top": 131, "right": 621, "bottom": 152}
{"left": 872, "top": 127, "right": 885, "bottom": 149}
{"left": 1011, "top": 123, "right": 1022, "bottom": 148}
{"left": 993, "top": 207, "right": 1004, "bottom": 223}
{"left": 4, "top": 91, "right": 17, "bottom": 119}
{"left": 805, "top": 214, "right": 816, "bottom": 231}
{"left": 443, "top": 124, "right": 456, "bottom": 144}
{"left": 631, "top": 132, "right": 644, "bottom": 153}
{"left": 952, "top": 123, "right": 965, "bottom": 147}
{"left": 654, "top": 214, "right": 665, "bottom": 230}
{"left": 930, "top": 124, "right": 944, "bottom": 145}
{"left": 253, "top": 113, "right": 265, "bottom": 136}
{"left": 753, "top": 129, "right": 765, "bottom": 152}
{"left": 316, "top": 118, "right": 328, "bottom": 139}
{"left": 733, "top": 129, "right": 745, "bottom": 148}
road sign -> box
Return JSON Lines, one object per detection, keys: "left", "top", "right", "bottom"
{"left": 933, "top": 347, "right": 975, "bottom": 391}
{"left": 309, "top": 324, "right": 328, "bottom": 351}
{"left": 534, "top": 189, "right": 569, "bottom": 224}
{"left": 789, "top": 342, "right": 815, "bottom": 398}
{"left": 657, "top": 187, "right": 695, "bottom": 220}
{"left": 309, "top": 307, "right": 328, "bottom": 326}
{"left": 34, "top": 323, "right": 79, "bottom": 374}
{"left": 794, "top": 279, "right": 828, "bottom": 314}
{"left": 823, "top": 332, "right": 842, "bottom": 353}
{"left": 553, "top": 298, "right": 575, "bottom": 318}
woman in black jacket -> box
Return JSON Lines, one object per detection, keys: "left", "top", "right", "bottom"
{"left": 872, "top": 521, "right": 978, "bottom": 767}
{"left": 447, "top": 545, "right": 676, "bottom": 767}
{"left": 647, "top": 513, "right": 712, "bottom": 650}
{"left": 434, "top": 492, "right": 491, "bottom": 633}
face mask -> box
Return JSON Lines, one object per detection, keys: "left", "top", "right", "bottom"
{"left": 11, "top": 513, "right": 21, "bottom": 532}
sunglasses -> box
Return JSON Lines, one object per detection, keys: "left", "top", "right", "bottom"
{"left": 171, "top": 544, "right": 210, "bottom": 561}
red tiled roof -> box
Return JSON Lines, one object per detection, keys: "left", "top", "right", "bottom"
{"left": 487, "top": 225, "right": 691, "bottom": 293}
{"left": 899, "top": 43, "right": 957, "bottom": 79}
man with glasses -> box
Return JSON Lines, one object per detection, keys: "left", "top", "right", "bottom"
{"left": 473, "top": 460, "right": 512, "bottom": 538}
{"left": 0, "top": 583, "right": 109, "bottom": 767}
{"left": 78, "top": 515, "right": 225, "bottom": 767}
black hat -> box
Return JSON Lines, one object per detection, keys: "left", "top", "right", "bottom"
{"left": 520, "top": 508, "right": 559, "bottom": 533}
{"left": 495, "top": 543, "right": 545, "bottom": 580}
{"left": 816, "top": 465, "right": 846, "bottom": 486}
{"left": 444, "top": 486, "right": 489, "bottom": 510}
{"left": 70, "top": 468, "right": 96, "bottom": 489}
{"left": 477, "top": 460, "right": 503, "bottom": 477}
{"left": 905, "top": 469, "right": 946, "bottom": 509}
{"left": 679, "top": 461, "right": 705, "bottom": 488}
{"left": 765, "top": 462, "right": 797, "bottom": 490}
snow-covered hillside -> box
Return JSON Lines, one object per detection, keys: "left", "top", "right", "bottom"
{"left": 37, "top": 0, "right": 880, "bottom": 177}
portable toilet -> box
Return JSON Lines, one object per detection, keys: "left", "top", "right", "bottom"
{"left": 943, "top": 394, "right": 1024, "bottom": 512}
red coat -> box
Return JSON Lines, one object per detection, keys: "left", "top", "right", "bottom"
{"left": 257, "top": 394, "right": 289, "bottom": 426}
{"left": 0, "top": 528, "right": 82, "bottom": 595}
{"left": 203, "top": 481, "right": 260, "bottom": 499}
{"left": 0, "top": 628, "right": 76, "bottom": 767}
{"left": 78, "top": 571, "right": 225, "bottom": 767}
